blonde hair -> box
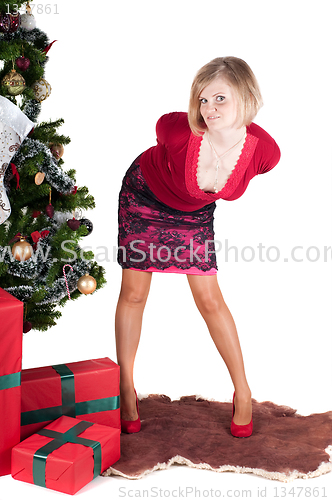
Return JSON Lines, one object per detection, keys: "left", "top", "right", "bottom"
{"left": 188, "top": 57, "right": 263, "bottom": 136}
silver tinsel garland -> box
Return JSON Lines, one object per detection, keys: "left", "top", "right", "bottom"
{"left": 12, "top": 137, "right": 75, "bottom": 193}
{"left": 2, "top": 241, "right": 51, "bottom": 280}
{"left": 4, "top": 285, "right": 34, "bottom": 302}
{"left": 3, "top": 256, "right": 90, "bottom": 304}
{"left": 20, "top": 99, "right": 41, "bottom": 123}
{"left": 36, "top": 259, "right": 90, "bottom": 305}
{"left": 2, "top": 27, "right": 49, "bottom": 47}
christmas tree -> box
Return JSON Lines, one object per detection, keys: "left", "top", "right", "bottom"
{"left": 0, "top": 1, "right": 106, "bottom": 331}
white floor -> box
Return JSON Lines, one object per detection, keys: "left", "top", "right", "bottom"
{"left": 1, "top": 463, "right": 332, "bottom": 500}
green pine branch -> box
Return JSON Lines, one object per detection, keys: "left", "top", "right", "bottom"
{"left": 0, "top": 1, "right": 26, "bottom": 10}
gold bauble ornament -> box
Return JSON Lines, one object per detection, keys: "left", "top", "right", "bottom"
{"left": 2, "top": 69, "right": 26, "bottom": 96}
{"left": 35, "top": 172, "right": 45, "bottom": 185}
{"left": 50, "top": 143, "right": 64, "bottom": 159}
{"left": 12, "top": 237, "right": 33, "bottom": 261}
{"left": 77, "top": 274, "right": 97, "bottom": 295}
{"left": 32, "top": 78, "right": 52, "bottom": 102}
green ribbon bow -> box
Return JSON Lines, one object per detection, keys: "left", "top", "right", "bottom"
{"left": 33, "top": 420, "right": 102, "bottom": 487}
{"left": 21, "top": 364, "right": 120, "bottom": 426}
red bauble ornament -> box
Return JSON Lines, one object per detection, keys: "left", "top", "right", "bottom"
{"left": 0, "top": 12, "right": 21, "bottom": 33}
{"left": 32, "top": 210, "right": 41, "bottom": 218}
{"left": 45, "top": 203, "right": 54, "bottom": 218}
{"left": 67, "top": 218, "right": 80, "bottom": 231}
{"left": 16, "top": 56, "right": 30, "bottom": 71}
{"left": 23, "top": 321, "right": 32, "bottom": 333}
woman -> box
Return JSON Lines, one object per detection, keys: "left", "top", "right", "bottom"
{"left": 115, "top": 57, "right": 280, "bottom": 437}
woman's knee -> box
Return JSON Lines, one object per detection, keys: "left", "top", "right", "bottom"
{"left": 196, "top": 292, "right": 224, "bottom": 316}
{"left": 120, "top": 287, "right": 148, "bottom": 306}
{"left": 187, "top": 275, "right": 225, "bottom": 316}
{"left": 119, "top": 270, "right": 152, "bottom": 306}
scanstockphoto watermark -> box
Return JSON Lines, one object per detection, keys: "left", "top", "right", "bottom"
{"left": 1, "top": 239, "right": 331, "bottom": 264}
{"left": 118, "top": 485, "right": 253, "bottom": 497}
{"left": 117, "top": 485, "right": 330, "bottom": 498}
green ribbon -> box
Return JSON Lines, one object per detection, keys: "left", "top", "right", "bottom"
{"left": 33, "top": 420, "right": 102, "bottom": 488}
{"left": 0, "top": 371, "right": 21, "bottom": 391}
{"left": 52, "top": 364, "right": 76, "bottom": 417}
{"left": 21, "top": 363, "right": 120, "bottom": 426}
{"left": 21, "top": 396, "right": 120, "bottom": 425}
{"left": 76, "top": 396, "right": 120, "bottom": 415}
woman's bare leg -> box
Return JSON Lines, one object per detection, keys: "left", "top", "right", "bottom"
{"left": 115, "top": 269, "right": 152, "bottom": 421}
{"left": 187, "top": 274, "right": 252, "bottom": 425}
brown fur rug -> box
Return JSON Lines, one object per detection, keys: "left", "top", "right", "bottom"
{"left": 103, "top": 394, "right": 332, "bottom": 482}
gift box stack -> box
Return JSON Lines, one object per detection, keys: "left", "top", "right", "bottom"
{"left": 0, "top": 288, "right": 23, "bottom": 477}
{"left": 0, "top": 288, "right": 121, "bottom": 495}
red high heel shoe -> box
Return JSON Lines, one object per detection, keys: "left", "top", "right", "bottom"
{"left": 230, "top": 392, "right": 253, "bottom": 438}
{"left": 121, "top": 389, "right": 141, "bottom": 434}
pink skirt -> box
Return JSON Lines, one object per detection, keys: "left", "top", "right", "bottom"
{"left": 117, "top": 157, "right": 217, "bottom": 275}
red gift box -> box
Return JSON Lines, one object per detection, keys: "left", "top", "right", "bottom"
{"left": 12, "top": 415, "right": 120, "bottom": 495}
{"left": 0, "top": 288, "right": 23, "bottom": 476}
{"left": 21, "top": 358, "right": 120, "bottom": 441}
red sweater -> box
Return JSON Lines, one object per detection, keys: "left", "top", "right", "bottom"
{"left": 140, "top": 112, "right": 280, "bottom": 212}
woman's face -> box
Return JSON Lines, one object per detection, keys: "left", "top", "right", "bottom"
{"left": 199, "top": 77, "right": 240, "bottom": 132}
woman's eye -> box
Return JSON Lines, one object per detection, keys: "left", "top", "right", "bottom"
{"left": 216, "top": 96, "right": 225, "bottom": 102}
{"left": 200, "top": 98, "right": 207, "bottom": 104}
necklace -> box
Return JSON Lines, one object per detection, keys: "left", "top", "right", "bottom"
{"left": 207, "top": 131, "right": 246, "bottom": 193}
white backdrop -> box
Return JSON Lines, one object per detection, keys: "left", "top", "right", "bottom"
{"left": 2, "top": 0, "right": 331, "bottom": 498}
